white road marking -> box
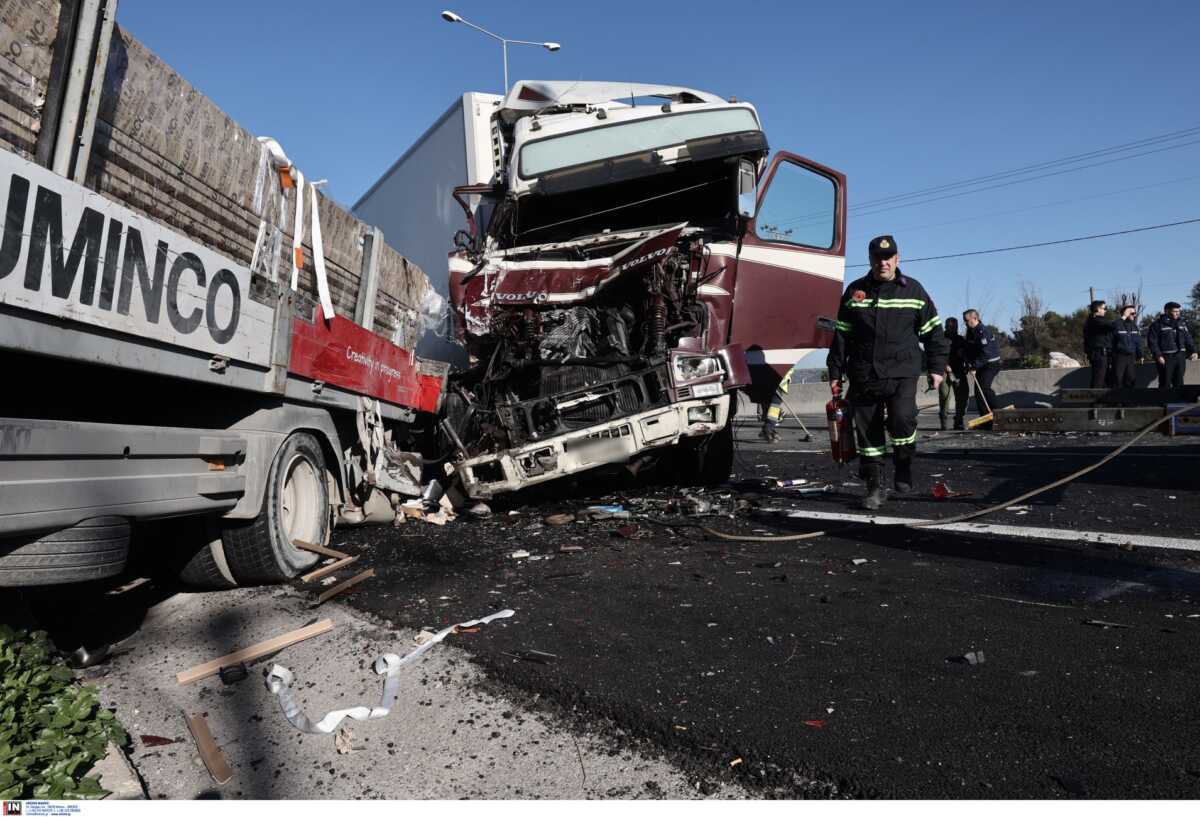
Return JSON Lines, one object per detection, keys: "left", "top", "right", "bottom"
{"left": 778, "top": 509, "right": 1200, "bottom": 554}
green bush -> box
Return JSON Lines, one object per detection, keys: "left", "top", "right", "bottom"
{"left": 0, "top": 625, "right": 127, "bottom": 799}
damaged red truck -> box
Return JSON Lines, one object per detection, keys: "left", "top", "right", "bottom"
{"left": 426, "top": 81, "right": 848, "bottom": 497}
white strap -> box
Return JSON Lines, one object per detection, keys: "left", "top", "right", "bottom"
{"left": 291, "top": 169, "right": 305, "bottom": 291}
{"left": 266, "top": 609, "right": 514, "bottom": 735}
{"left": 309, "top": 182, "right": 335, "bottom": 321}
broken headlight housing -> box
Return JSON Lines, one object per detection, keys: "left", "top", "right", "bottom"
{"left": 672, "top": 354, "right": 725, "bottom": 382}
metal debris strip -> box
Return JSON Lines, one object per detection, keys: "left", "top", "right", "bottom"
{"left": 265, "top": 609, "right": 515, "bottom": 734}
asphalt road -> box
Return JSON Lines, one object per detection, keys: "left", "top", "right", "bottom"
{"left": 328, "top": 418, "right": 1200, "bottom": 798}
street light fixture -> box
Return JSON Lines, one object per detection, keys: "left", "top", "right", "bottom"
{"left": 440, "top": 10, "right": 561, "bottom": 93}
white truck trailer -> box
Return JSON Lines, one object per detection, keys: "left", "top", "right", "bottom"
{"left": 0, "top": 0, "right": 446, "bottom": 588}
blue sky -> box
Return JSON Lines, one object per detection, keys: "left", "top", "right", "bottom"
{"left": 117, "top": 0, "right": 1200, "bottom": 332}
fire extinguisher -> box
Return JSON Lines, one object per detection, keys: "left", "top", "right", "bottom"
{"left": 826, "top": 392, "right": 857, "bottom": 464}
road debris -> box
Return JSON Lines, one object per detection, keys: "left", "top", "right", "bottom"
{"left": 850, "top": 558, "right": 869, "bottom": 566}
{"left": 511, "top": 550, "right": 531, "bottom": 559}
{"left": 334, "top": 727, "right": 354, "bottom": 755}
{"left": 802, "top": 720, "right": 826, "bottom": 728}
{"left": 139, "top": 734, "right": 181, "bottom": 748}
{"left": 218, "top": 663, "right": 248, "bottom": 685}
{"left": 1082, "top": 619, "right": 1132, "bottom": 629}
{"left": 947, "top": 651, "right": 986, "bottom": 665}
{"left": 501, "top": 649, "right": 558, "bottom": 664}
{"left": 729, "top": 757, "right": 743, "bottom": 767}
{"left": 931, "top": 481, "right": 973, "bottom": 499}
{"left": 177, "top": 618, "right": 335, "bottom": 685}
{"left": 301, "top": 555, "right": 359, "bottom": 584}
{"left": 545, "top": 513, "right": 575, "bottom": 526}
{"left": 313, "top": 568, "right": 375, "bottom": 606}
{"left": 265, "top": 609, "right": 514, "bottom": 734}
{"left": 184, "top": 712, "right": 233, "bottom": 785}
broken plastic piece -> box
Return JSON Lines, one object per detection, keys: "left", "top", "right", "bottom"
{"left": 265, "top": 609, "right": 514, "bottom": 734}
{"left": 931, "top": 481, "right": 972, "bottom": 499}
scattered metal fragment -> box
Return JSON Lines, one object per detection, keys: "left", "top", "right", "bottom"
{"left": 729, "top": 757, "right": 743, "bottom": 767}
{"left": 501, "top": 649, "right": 558, "bottom": 664}
{"left": 559, "top": 545, "right": 584, "bottom": 552}
{"left": 947, "top": 651, "right": 986, "bottom": 666}
{"left": 139, "top": 734, "right": 181, "bottom": 748}
{"left": 851, "top": 558, "right": 869, "bottom": 566}
{"left": 218, "top": 663, "right": 249, "bottom": 685}
{"left": 265, "top": 609, "right": 514, "bottom": 734}
{"left": 1082, "top": 619, "right": 1131, "bottom": 629}
{"left": 511, "top": 550, "right": 530, "bottom": 559}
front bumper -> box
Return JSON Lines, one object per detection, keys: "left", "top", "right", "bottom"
{"left": 455, "top": 394, "right": 732, "bottom": 498}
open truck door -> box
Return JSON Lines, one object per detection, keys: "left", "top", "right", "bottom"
{"left": 727, "top": 152, "right": 846, "bottom": 404}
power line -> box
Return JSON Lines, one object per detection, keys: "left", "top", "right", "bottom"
{"left": 772, "top": 137, "right": 1200, "bottom": 230}
{"left": 850, "top": 124, "right": 1200, "bottom": 211}
{"left": 849, "top": 138, "right": 1200, "bottom": 220}
{"left": 845, "top": 216, "right": 1200, "bottom": 268}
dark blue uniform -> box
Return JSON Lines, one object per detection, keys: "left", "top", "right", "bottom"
{"left": 964, "top": 323, "right": 1000, "bottom": 415}
{"left": 1148, "top": 314, "right": 1196, "bottom": 389}
{"left": 1111, "top": 317, "right": 1142, "bottom": 387}
{"left": 1083, "top": 314, "right": 1115, "bottom": 388}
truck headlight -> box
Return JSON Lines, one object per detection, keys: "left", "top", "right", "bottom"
{"left": 673, "top": 355, "right": 724, "bottom": 382}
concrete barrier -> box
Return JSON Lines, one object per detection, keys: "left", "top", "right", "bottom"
{"left": 737, "top": 360, "right": 1200, "bottom": 417}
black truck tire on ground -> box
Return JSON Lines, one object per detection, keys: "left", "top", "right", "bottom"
{"left": 221, "top": 431, "right": 327, "bottom": 585}
{"left": 674, "top": 421, "right": 735, "bottom": 486}
{"left": 177, "top": 524, "right": 239, "bottom": 590}
{"left": 0, "top": 517, "right": 130, "bottom": 587}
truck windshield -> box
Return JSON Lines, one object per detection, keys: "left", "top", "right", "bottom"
{"left": 519, "top": 108, "right": 760, "bottom": 178}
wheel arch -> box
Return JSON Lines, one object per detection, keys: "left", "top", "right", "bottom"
{"left": 223, "top": 405, "right": 351, "bottom": 521}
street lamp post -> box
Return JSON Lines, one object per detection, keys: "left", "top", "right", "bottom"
{"left": 440, "top": 10, "right": 560, "bottom": 93}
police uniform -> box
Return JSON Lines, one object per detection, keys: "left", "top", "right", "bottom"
{"left": 939, "top": 322, "right": 970, "bottom": 429}
{"left": 1148, "top": 304, "right": 1197, "bottom": 389}
{"left": 1083, "top": 311, "right": 1115, "bottom": 388}
{"left": 827, "top": 236, "right": 948, "bottom": 508}
{"left": 964, "top": 322, "right": 1001, "bottom": 415}
{"left": 1111, "top": 309, "right": 1143, "bottom": 388}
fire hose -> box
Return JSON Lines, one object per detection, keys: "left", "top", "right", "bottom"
{"left": 700, "top": 401, "right": 1198, "bottom": 543}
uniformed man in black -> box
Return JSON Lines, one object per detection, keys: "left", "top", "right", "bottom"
{"left": 938, "top": 316, "right": 970, "bottom": 430}
{"left": 1082, "top": 299, "right": 1114, "bottom": 388}
{"left": 1111, "top": 303, "right": 1143, "bottom": 388}
{"left": 1148, "top": 301, "right": 1198, "bottom": 389}
{"left": 828, "top": 235, "right": 948, "bottom": 509}
{"left": 962, "top": 309, "right": 1000, "bottom": 417}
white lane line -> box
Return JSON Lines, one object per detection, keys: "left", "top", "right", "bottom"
{"left": 777, "top": 509, "right": 1200, "bottom": 554}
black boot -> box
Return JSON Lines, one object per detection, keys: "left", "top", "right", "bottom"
{"left": 953, "top": 417, "right": 964, "bottom": 430}
{"left": 861, "top": 461, "right": 886, "bottom": 510}
{"left": 759, "top": 423, "right": 780, "bottom": 443}
{"left": 893, "top": 456, "right": 913, "bottom": 494}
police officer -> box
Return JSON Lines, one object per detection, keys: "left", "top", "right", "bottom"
{"left": 1082, "top": 299, "right": 1114, "bottom": 388}
{"left": 828, "top": 235, "right": 948, "bottom": 509}
{"left": 938, "top": 316, "right": 970, "bottom": 430}
{"left": 1111, "top": 303, "right": 1143, "bottom": 388}
{"left": 1147, "top": 301, "right": 1198, "bottom": 390}
{"left": 962, "top": 309, "right": 1000, "bottom": 416}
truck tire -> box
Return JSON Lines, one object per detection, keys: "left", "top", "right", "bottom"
{"left": 221, "top": 432, "right": 327, "bottom": 585}
{"left": 0, "top": 517, "right": 130, "bottom": 587}
{"left": 177, "top": 527, "right": 239, "bottom": 590}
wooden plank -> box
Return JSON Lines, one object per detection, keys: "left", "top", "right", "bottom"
{"left": 313, "top": 568, "right": 375, "bottom": 606}
{"left": 300, "top": 555, "right": 358, "bottom": 584}
{"left": 292, "top": 539, "right": 348, "bottom": 560}
{"left": 184, "top": 712, "right": 233, "bottom": 785}
{"left": 176, "top": 619, "right": 334, "bottom": 685}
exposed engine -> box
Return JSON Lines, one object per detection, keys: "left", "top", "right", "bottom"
{"left": 445, "top": 229, "right": 709, "bottom": 456}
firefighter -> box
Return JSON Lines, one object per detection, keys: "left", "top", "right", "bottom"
{"left": 938, "top": 316, "right": 970, "bottom": 430}
{"left": 760, "top": 367, "right": 793, "bottom": 442}
{"left": 827, "top": 235, "right": 948, "bottom": 509}
{"left": 962, "top": 309, "right": 1000, "bottom": 417}
{"left": 1111, "top": 303, "right": 1143, "bottom": 388}
{"left": 1147, "top": 301, "right": 1198, "bottom": 390}
{"left": 1082, "top": 299, "right": 1114, "bottom": 388}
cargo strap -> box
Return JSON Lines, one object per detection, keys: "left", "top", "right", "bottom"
{"left": 264, "top": 609, "right": 514, "bottom": 734}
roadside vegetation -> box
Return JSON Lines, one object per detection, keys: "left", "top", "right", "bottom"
{"left": 0, "top": 625, "right": 127, "bottom": 799}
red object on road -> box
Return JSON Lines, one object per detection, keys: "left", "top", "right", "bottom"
{"left": 802, "top": 719, "right": 827, "bottom": 728}
{"left": 931, "top": 481, "right": 972, "bottom": 499}
{"left": 825, "top": 397, "right": 857, "bottom": 464}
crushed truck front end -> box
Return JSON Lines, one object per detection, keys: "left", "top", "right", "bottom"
{"left": 442, "top": 82, "right": 768, "bottom": 497}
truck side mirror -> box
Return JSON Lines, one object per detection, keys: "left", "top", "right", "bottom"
{"left": 736, "top": 158, "right": 758, "bottom": 220}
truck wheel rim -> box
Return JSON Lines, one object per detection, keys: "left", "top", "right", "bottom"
{"left": 281, "top": 454, "right": 320, "bottom": 545}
